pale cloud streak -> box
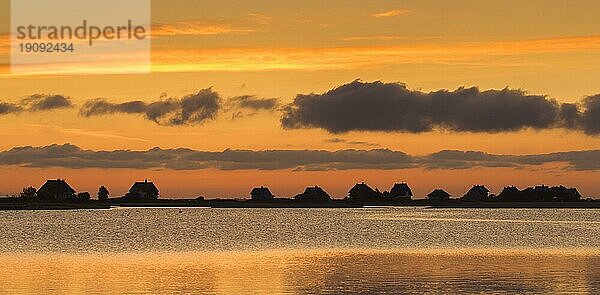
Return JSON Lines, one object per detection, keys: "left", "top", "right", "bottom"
{"left": 340, "top": 35, "right": 448, "bottom": 42}
{"left": 372, "top": 9, "right": 412, "bottom": 18}
{"left": 151, "top": 35, "right": 600, "bottom": 73}
{"left": 3, "top": 33, "right": 600, "bottom": 75}
{"left": 152, "top": 21, "right": 255, "bottom": 37}
{"left": 151, "top": 14, "right": 273, "bottom": 38}
{"left": 22, "top": 124, "right": 149, "bottom": 142}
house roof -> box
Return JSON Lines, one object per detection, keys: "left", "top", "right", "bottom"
{"left": 501, "top": 186, "right": 520, "bottom": 194}
{"left": 251, "top": 186, "right": 273, "bottom": 196}
{"left": 469, "top": 185, "right": 490, "bottom": 194}
{"left": 551, "top": 186, "right": 583, "bottom": 198}
{"left": 349, "top": 183, "right": 374, "bottom": 194}
{"left": 129, "top": 180, "right": 159, "bottom": 193}
{"left": 295, "top": 186, "right": 331, "bottom": 200}
{"left": 390, "top": 183, "right": 413, "bottom": 196}
{"left": 38, "top": 179, "right": 75, "bottom": 193}
{"left": 304, "top": 186, "right": 328, "bottom": 195}
{"left": 428, "top": 189, "right": 450, "bottom": 198}
{"left": 307, "top": 186, "right": 330, "bottom": 195}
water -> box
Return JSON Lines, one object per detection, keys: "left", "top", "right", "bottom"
{"left": 0, "top": 208, "right": 599, "bottom": 294}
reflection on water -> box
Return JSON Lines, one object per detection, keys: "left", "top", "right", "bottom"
{"left": 0, "top": 208, "right": 599, "bottom": 294}
{"left": 1, "top": 250, "right": 599, "bottom": 294}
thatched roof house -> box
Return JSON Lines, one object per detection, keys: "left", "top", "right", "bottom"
{"left": 37, "top": 179, "right": 76, "bottom": 200}
{"left": 125, "top": 180, "right": 159, "bottom": 200}
{"left": 295, "top": 186, "right": 331, "bottom": 202}
{"left": 389, "top": 183, "right": 413, "bottom": 200}
{"left": 427, "top": 189, "right": 451, "bottom": 201}
{"left": 461, "top": 185, "right": 490, "bottom": 201}
{"left": 251, "top": 186, "right": 275, "bottom": 201}
{"left": 498, "top": 186, "right": 520, "bottom": 201}
{"left": 552, "top": 186, "right": 582, "bottom": 202}
{"left": 498, "top": 185, "right": 582, "bottom": 202}
{"left": 348, "top": 182, "right": 383, "bottom": 201}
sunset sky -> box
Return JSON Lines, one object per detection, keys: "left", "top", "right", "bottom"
{"left": 0, "top": 0, "right": 599, "bottom": 198}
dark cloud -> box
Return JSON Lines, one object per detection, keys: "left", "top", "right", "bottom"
{"left": 228, "top": 95, "right": 279, "bottom": 110}
{"left": 324, "top": 138, "right": 346, "bottom": 143}
{"left": 422, "top": 150, "right": 600, "bottom": 171}
{"left": 0, "top": 94, "right": 73, "bottom": 115}
{"left": 558, "top": 103, "right": 580, "bottom": 129}
{"left": 324, "top": 138, "right": 379, "bottom": 147}
{"left": 0, "top": 102, "right": 22, "bottom": 114}
{"left": 579, "top": 95, "right": 600, "bottom": 135}
{"left": 79, "top": 99, "right": 147, "bottom": 115}
{"left": 79, "top": 89, "right": 221, "bottom": 126}
{"left": 281, "top": 80, "right": 599, "bottom": 135}
{"left": 226, "top": 95, "right": 279, "bottom": 119}
{"left": 0, "top": 144, "right": 597, "bottom": 171}
{"left": 21, "top": 94, "right": 74, "bottom": 111}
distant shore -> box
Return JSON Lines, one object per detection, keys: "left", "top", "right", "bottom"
{"left": 1, "top": 198, "right": 599, "bottom": 211}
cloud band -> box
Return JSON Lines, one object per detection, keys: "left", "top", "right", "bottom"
{"left": 1, "top": 144, "right": 597, "bottom": 171}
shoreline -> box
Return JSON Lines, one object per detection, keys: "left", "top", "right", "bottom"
{"left": 1, "top": 199, "right": 599, "bottom": 211}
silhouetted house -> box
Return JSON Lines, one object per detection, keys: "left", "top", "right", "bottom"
{"left": 552, "top": 186, "right": 582, "bottom": 202}
{"left": 37, "top": 179, "right": 76, "bottom": 200}
{"left": 295, "top": 186, "right": 332, "bottom": 202}
{"left": 251, "top": 186, "right": 275, "bottom": 201}
{"left": 497, "top": 185, "right": 582, "bottom": 202}
{"left": 348, "top": 182, "right": 383, "bottom": 201}
{"left": 427, "top": 189, "right": 451, "bottom": 201}
{"left": 125, "top": 180, "right": 159, "bottom": 200}
{"left": 388, "top": 183, "right": 413, "bottom": 200}
{"left": 520, "top": 185, "right": 553, "bottom": 202}
{"left": 461, "top": 185, "right": 490, "bottom": 201}
{"left": 498, "top": 186, "right": 521, "bottom": 202}
{"left": 500, "top": 185, "right": 583, "bottom": 202}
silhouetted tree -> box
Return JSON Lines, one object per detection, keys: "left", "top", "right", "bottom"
{"left": 77, "top": 192, "right": 91, "bottom": 202}
{"left": 98, "top": 186, "right": 109, "bottom": 201}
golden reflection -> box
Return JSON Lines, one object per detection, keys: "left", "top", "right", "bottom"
{"left": 0, "top": 249, "right": 598, "bottom": 294}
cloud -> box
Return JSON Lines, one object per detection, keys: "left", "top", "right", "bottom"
{"left": 423, "top": 150, "right": 600, "bottom": 171}
{"left": 324, "top": 138, "right": 346, "bottom": 143}
{"left": 324, "top": 138, "right": 380, "bottom": 147}
{"left": 372, "top": 9, "right": 411, "bottom": 18}
{"left": 228, "top": 95, "right": 279, "bottom": 110}
{"left": 151, "top": 14, "right": 272, "bottom": 38}
{"left": 22, "top": 123, "right": 149, "bottom": 142}
{"left": 150, "top": 35, "right": 600, "bottom": 73}
{"left": 21, "top": 94, "right": 74, "bottom": 111}
{"left": 281, "top": 80, "right": 598, "bottom": 134}
{"left": 0, "top": 103, "right": 22, "bottom": 114}
{"left": 226, "top": 95, "right": 279, "bottom": 119}
{"left": 0, "top": 144, "right": 597, "bottom": 172}
{"left": 340, "top": 35, "right": 446, "bottom": 42}
{"left": 579, "top": 95, "right": 600, "bottom": 135}
{"left": 0, "top": 94, "right": 73, "bottom": 115}
{"left": 152, "top": 21, "right": 255, "bottom": 37}
{"left": 80, "top": 89, "right": 221, "bottom": 126}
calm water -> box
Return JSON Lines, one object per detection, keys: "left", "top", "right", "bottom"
{"left": 0, "top": 207, "right": 599, "bottom": 294}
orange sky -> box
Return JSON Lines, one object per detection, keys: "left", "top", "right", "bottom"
{"left": 0, "top": 0, "right": 598, "bottom": 198}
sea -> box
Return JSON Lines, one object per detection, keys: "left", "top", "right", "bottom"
{"left": 0, "top": 207, "right": 599, "bottom": 294}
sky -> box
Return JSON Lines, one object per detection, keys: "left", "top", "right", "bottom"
{"left": 0, "top": 0, "right": 599, "bottom": 198}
